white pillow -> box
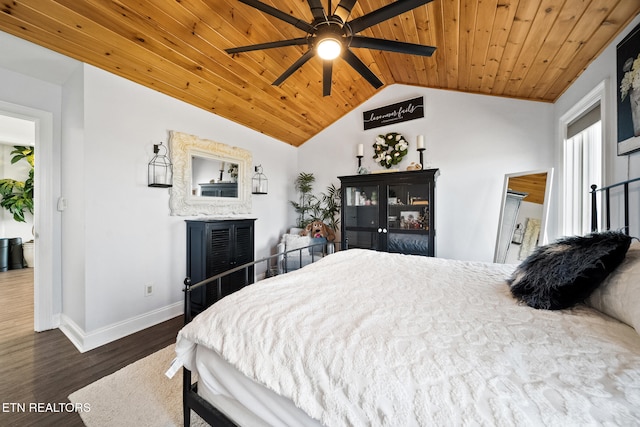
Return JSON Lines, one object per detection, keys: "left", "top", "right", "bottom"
{"left": 282, "top": 233, "right": 311, "bottom": 251}
{"left": 587, "top": 241, "right": 640, "bottom": 333}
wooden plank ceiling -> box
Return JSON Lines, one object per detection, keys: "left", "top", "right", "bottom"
{"left": 508, "top": 172, "right": 548, "bottom": 204}
{"left": 0, "top": 1, "right": 638, "bottom": 146}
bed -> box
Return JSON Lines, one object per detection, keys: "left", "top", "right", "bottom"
{"left": 172, "top": 178, "right": 640, "bottom": 426}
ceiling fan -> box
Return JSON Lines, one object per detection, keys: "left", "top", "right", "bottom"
{"left": 226, "top": 0, "right": 436, "bottom": 96}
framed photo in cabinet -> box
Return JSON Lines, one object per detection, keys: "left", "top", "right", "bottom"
{"left": 400, "top": 211, "right": 420, "bottom": 229}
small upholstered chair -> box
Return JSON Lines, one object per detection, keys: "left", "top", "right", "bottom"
{"left": 276, "top": 228, "right": 334, "bottom": 274}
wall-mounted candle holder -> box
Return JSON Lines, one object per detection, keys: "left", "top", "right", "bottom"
{"left": 416, "top": 135, "right": 425, "bottom": 170}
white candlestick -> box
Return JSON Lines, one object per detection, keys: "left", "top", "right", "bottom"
{"left": 357, "top": 143, "right": 364, "bottom": 157}
{"left": 417, "top": 135, "right": 425, "bottom": 150}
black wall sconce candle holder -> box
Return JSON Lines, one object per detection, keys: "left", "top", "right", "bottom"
{"left": 148, "top": 142, "right": 173, "bottom": 188}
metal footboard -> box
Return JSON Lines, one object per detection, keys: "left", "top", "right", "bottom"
{"left": 590, "top": 177, "right": 640, "bottom": 234}
{"left": 181, "top": 240, "right": 342, "bottom": 426}
{"left": 183, "top": 240, "right": 340, "bottom": 324}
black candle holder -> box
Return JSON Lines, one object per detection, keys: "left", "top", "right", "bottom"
{"left": 417, "top": 148, "right": 425, "bottom": 170}
{"left": 357, "top": 155, "right": 363, "bottom": 167}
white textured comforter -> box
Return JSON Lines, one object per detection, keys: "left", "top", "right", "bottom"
{"left": 176, "top": 249, "right": 640, "bottom": 426}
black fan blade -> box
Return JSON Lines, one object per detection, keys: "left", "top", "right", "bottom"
{"left": 226, "top": 38, "right": 308, "bottom": 54}
{"left": 322, "top": 60, "right": 333, "bottom": 96}
{"left": 273, "top": 50, "right": 315, "bottom": 86}
{"left": 341, "top": 48, "right": 383, "bottom": 89}
{"left": 333, "top": 0, "right": 357, "bottom": 24}
{"left": 350, "top": 36, "right": 435, "bottom": 56}
{"left": 348, "top": 0, "right": 433, "bottom": 34}
{"left": 239, "top": 0, "right": 315, "bottom": 33}
{"left": 307, "top": 0, "right": 325, "bottom": 20}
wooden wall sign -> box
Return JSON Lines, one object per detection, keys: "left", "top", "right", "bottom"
{"left": 363, "top": 97, "right": 424, "bottom": 130}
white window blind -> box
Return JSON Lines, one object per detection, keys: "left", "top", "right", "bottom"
{"left": 563, "top": 120, "right": 602, "bottom": 236}
{"left": 567, "top": 104, "right": 600, "bottom": 139}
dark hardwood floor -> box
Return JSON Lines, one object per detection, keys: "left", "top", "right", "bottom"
{"left": 0, "top": 268, "right": 184, "bottom": 426}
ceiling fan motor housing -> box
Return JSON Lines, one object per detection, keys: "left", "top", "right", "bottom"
{"left": 313, "top": 21, "right": 349, "bottom": 59}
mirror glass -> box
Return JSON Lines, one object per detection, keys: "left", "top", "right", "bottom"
{"left": 169, "top": 131, "right": 252, "bottom": 215}
{"left": 191, "top": 156, "right": 238, "bottom": 198}
{"left": 494, "top": 169, "right": 553, "bottom": 263}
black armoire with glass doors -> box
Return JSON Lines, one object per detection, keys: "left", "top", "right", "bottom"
{"left": 339, "top": 169, "right": 438, "bottom": 256}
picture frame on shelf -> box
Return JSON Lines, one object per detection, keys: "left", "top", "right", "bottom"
{"left": 400, "top": 211, "right": 421, "bottom": 229}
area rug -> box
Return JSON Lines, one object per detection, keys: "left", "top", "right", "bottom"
{"left": 68, "top": 344, "right": 206, "bottom": 426}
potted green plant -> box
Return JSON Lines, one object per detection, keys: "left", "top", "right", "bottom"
{"left": 0, "top": 146, "right": 34, "bottom": 267}
{"left": 312, "top": 183, "right": 341, "bottom": 233}
{"left": 0, "top": 146, "right": 34, "bottom": 223}
{"left": 290, "top": 172, "right": 341, "bottom": 232}
{"left": 290, "top": 172, "right": 315, "bottom": 228}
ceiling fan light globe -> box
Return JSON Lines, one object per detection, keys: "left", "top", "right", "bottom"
{"left": 317, "top": 38, "right": 341, "bottom": 60}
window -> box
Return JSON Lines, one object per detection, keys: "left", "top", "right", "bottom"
{"left": 563, "top": 103, "right": 602, "bottom": 236}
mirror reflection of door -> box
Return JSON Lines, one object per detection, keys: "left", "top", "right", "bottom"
{"left": 494, "top": 170, "right": 553, "bottom": 263}
{"left": 191, "top": 156, "right": 238, "bottom": 198}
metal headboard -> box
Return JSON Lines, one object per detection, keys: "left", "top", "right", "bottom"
{"left": 590, "top": 177, "right": 640, "bottom": 234}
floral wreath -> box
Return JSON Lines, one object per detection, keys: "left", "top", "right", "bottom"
{"left": 372, "top": 132, "right": 409, "bottom": 168}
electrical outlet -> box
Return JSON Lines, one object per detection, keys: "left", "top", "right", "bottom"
{"left": 145, "top": 284, "right": 153, "bottom": 297}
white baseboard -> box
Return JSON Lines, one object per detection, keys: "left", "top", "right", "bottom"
{"left": 59, "top": 302, "right": 183, "bottom": 353}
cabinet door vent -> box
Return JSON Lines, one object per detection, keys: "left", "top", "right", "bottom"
{"left": 234, "top": 227, "right": 253, "bottom": 264}
{"left": 209, "top": 229, "right": 231, "bottom": 275}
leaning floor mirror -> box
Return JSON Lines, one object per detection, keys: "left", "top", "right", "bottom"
{"left": 494, "top": 169, "right": 553, "bottom": 263}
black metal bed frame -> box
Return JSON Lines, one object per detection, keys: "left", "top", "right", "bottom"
{"left": 181, "top": 240, "right": 341, "bottom": 426}
{"left": 178, "top": 178, "right": 640, "bottom": 426}
{"left": 590, "top": 177, "right": 640, "bottom": 234}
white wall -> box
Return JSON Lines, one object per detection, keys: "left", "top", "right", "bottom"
{"left": 299, "top": 85, "right": 554, "bottom": 261}
{"left": 554, "top": 15, "right": 640, "bottom": 238}
{"left": 60, "top": 65, "right": 87, "bottom": 330}
{"left": 61, "top": 65, "right": 297, "bottom": 340}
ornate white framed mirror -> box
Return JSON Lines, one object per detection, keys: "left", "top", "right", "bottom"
{"left": 494, "top": 168, "right": 553, "bottom": 263}
{"left": 169, "top": 131, "right": 252, "bottom": 215}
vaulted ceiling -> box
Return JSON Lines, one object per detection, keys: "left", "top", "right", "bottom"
{"left": 0, "top": 1, "right": 638, "bottom": 146}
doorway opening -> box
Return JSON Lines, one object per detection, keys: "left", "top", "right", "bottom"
{"left": 0, "top": 117, "right": 35, "bottom": 268}
{"left": 0, "top": 101, "right": 57, "bottom": 331}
